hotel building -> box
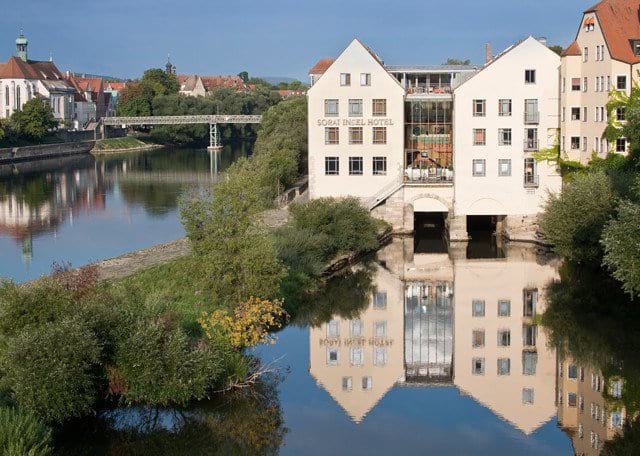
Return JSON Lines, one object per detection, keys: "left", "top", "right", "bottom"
{"left": 561, "top": 0, "right": 640, "bottom": 163}
{"left": 307, "top": 37, "right": 562, "bottom": 241}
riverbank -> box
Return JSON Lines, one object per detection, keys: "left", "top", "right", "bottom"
{"left": 91, "top": 137, "right": 164, "bottom": 155}
{"left": 0, "top": 140, "right": 94, "bottom": 164}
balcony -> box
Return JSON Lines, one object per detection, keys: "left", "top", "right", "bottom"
{"left": 404, "top": 166, "right": 453, "bottom": 185}
{"left": 524, "top": 139, "right": 539, "bottom": 151}
{"left": 524, "top": 111, "right": 539, "bottom": 124}
{"left": 406, "top": 83, "right": 452, "bottom": 96}
{"left": 524, "top": 174, "right": 539, "bottom": 188}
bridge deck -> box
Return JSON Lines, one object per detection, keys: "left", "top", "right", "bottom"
{"left": 103, "top": 115, "right": 262, "bottom": 126}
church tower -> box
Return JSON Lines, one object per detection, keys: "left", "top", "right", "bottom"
{"left": 16, "top": 30, "right": 28, "bottom": 62}
{"left": 165, "top": 54, "right": 176, "bottom": 75}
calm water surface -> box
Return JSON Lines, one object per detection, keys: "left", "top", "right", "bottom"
{"left": 0, "top": 144, "right": 252, "bottom": 282}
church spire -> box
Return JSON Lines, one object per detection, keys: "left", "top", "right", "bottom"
{"left": 16, "top": 29, "right": 28, "bottom": 62}
{"left": 165, "top": 54, "right": 176, "bottom": 75}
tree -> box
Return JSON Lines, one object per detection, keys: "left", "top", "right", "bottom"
{"left": 139, "top": 68, "right": 179, "bottom": 96}
{"left": 548, "top": 45, "right": 564, "bottom": 56}
{"left": 10, "top": 98, "right": 57, "bottom": 141}
{"left": 602, "top": 199, "right": 640, "bottom": 296}
{"left": 0, "top": 407, "right": 52, "bottom": 455}
{"left": 117, "top": 68, "right": 179, "bottom": 117}
{"left": 238, "top": 71, "right": 249, "bottom": 83}
{"left": 540, "top": 171, "right": 616, "bottom": 262}
{"left": 444, "top": 58, "right": 471, "bottom": 65}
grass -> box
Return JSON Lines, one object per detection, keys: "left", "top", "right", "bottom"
{"left": 93, "top": 136, "right": 155, "bottom": 151}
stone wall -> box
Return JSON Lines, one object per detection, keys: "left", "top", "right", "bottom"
{"left": 0, "top": 141, "right": 94, "bottom": 164}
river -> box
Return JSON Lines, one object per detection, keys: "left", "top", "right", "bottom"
{"left": 0, "top": 144, "right": 252, "bottom": 283}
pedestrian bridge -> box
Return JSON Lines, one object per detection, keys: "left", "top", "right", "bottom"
{"left": 102, "top": 115, "right": 262, "bottom": 150}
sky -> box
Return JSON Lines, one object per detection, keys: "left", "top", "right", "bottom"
{"left": 1, "top": 0, "right": 590, "bottom": 81}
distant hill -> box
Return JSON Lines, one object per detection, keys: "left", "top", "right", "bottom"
{"left": 68, "top": 72, "right": 127, "bottom": 82}
{"left": 260, "top": 76, "right": 303, "bottom": 85}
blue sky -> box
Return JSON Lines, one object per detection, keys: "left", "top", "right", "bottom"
{"left": 1, "top": 0, "right": 589, "bottom": 81}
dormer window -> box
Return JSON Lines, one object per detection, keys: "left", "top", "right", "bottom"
{"left": 632, "top": 40, "right": 640, "bottom": 56}
{"left": 584, "top": 17, "right": 595, "bottom": 32}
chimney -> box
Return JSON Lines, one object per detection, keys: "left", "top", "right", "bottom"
{"left": 537, "top": 36, "right": 548, "bottom": 47}
{"left": 485, "top": 42, "right": 492, "bottom": 63}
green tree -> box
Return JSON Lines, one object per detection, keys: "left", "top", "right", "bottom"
{"left": 140, "top": 68, "right": 180, "bottom": 96}
{"left": 10, "top": 98, "right": 57, "bottom": 142}
{"left": 444, "top": 58, "right": 471, "bottom": 65}
{"left": 548, "top": 45, "right": 564, "bottom": 56}
{"left": 602, "top": 198, "right": 640, "bottom": 296}
{"left": 117, "top": 82, "right": 154, "bottom": 116}
{"left": 0, "top": 407, "right": 52, "bottom": 455}
{"left": 540, "top": 171, "right": 616, "bottom": 262}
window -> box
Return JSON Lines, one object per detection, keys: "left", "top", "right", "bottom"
{"left": 372, "top": 99, "right": 387, "bottom": 116}
{"left": 473, "top": 99, "right": 486, "bottom": 116}
{"left": 325, "top": 127, "right": 339, "bottom": 145}
{"left": 327, "top": 319, "right": 340, "bottom": 337}
{"left": 350, "top": 347, "right": 363, "bottom": 366}
{"left": 583, "top": 77, "right": 588, "bottom": 92}
{"left": 362, "top": 376, "right": 373, "bottom": 390}
{"left": 374, "top": 321, "right": 387, "bottom": 338}
{"left": 373, "top": 291, "right": 387, "bottom": 308}
{"left": 579, "top": 394, "right": 585, "bottom": 412}
{"left": 524, "top": 157, "right": 538, "bottom": 187}
{"left": 616, "top": 138, "right": 626, "bottom": 153}
{"left": 472, "top": 299, "right": 485, "bottom": 316}
{"left": 324, "top": 99, "right": 339, "bottom": 116}
{"left": 571, "top": 136, "right": 581, "bottom": 150}
{"left": 498, "top": 159, "right": 511, "bottom": 177}
{"left": 522, "top": 388, "right": 534, "bottom": 404}
{"left": 499, "top": 99, "right": 512, "bottom": 116}
{"left": 16, "top": 87, "right": 21, "bottom": 110}
{"left": 584, "top": 47, "right": 589, "bottom": 62}
{"left": 372, "top": 127, "right": 387, "bottom": 144}
{"left": 342, "top": 376, "right": 353, "bottom": 391}
{"left": 610, "top": 379, "right": 623, "bottom": 398}
{"left": 582, "top": 136, "right": 587, "bottom": 152}
{"left": 617, "top": 75, "right": 627, "bottom": 91}
{"left": 374, "top": 347, "right": 387, "bottom": 366}
{"left": 327, "top": 348, "right": 339, "bottom": 365}
{"left": 349, "top": 157, "right": 363, "bottom": 175}
{"left": 583, "top": 107, "right": 588, "bottom": 122}
{"left": 348, "top": 99, "right": 363, "bottom": 117}
{"left": 340, "top": 73, "right": 351, "bottom": 86}
{"left": 4, "top": 86, "right": 8, "bottom": 106}
{"left": 524, "top": 99, "right": 538, "bottom": 123}
{"left": 360, "top": 73, "right": 371, "bottom": 86}
{"left": 349, "top": 127, "right": 363, "bottom": 144}
{"left": 523, "top": 289, "right": 538, "bottom": 316}
{"left": 562, "top": 77, "right": 566, "bottom": 93}
{"left": 562, "top": 106, "right": 565, "bottom": 122}
{"left": 568, "top": 392, "right": 578, "bottom": 407}
{"left": 607, "top": 75, "right": 611, "bottom": 90}
{"left": 472, "top": 159, "right": 486, "bottom": 177}
{"left": 568, "top": 364, "right": 578, "bottom": 379}
{"left": 571, "top": 107, "right": 581, "bottom": 121}
{"left": 525, "top": 128, "right": 538, "bottom": 150}
{"left": 579, "top": 424, "right": 584, "bottom": 439}
{"left": 498, "top": 128, "right": 512, "bottom": 145}
{"left": 350, "top": 319, "right": 363, "bottom": 337}
{"left": 325, "top": 156, "right": 339, "bottom": 175}
{"left": 497, "top": 330, "right": 511, "bottom": 347}
{"left": 525, "top": 69, "right": 536, "bottom": 84}
{"left": 472, "top": 329, "right": 485, "bottom": 348}
{"left": 611, "top": 411, "right": 624, "bottom": 429}
{"left": 523, "top": 324, "right": 537, "bottom": 347}
{"left": 497, "top": 358, "right": 511, "bottom": 376}
{"left": 472, "top": 357, "right": 485, "bottom": 375}
{"left": 498, "top": 300, "right": 511, "bottom": 316}
{"left": 523, "top": 352, "right": 538, "bottom": 375}
{"left": 372, "top": 157, "right": 387, "bottom": 175}
{"left": 572, "top": 78, "right": 581, "bottom": 91}
{"left": 617, "top": 107, "right": 626, "bottom": 121}
{"left": 473, "top": 129, "right": 486, "bottom": 145}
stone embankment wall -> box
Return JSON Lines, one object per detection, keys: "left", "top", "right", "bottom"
{"left": 0, "top": 141, "right": 94, "bottom": 164}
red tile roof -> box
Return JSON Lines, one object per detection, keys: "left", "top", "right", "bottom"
{"left": 562, "top": 41, "right": 582, "bottom": 56}
{"left": 584, "top": 0, "right": 640, "bottom": 64}
{"left": 178, "top": 74, "right": 246, "bottom": 92}
{"left": 308, "top": 58, "right": 335, "bottom": 75}
{"left": 105, "top": 82, "right": 126, "bottom": 91}
{"left": 0, "top": 57, "right": 65, "bottom": 80}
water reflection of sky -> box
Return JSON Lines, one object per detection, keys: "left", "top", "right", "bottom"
{"left": 0, "top": 146, "right": 249, "bottom": 282}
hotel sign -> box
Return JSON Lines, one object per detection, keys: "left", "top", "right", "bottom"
{"left": 317, "top": 118, "right": 395, "bottom": 126}
{"left": 319, "top": 337, "right": 394, "bottom": 347}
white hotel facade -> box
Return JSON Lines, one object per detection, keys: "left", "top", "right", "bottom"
{"left": 307, "top": 37, "right": 562, "bottom": 241}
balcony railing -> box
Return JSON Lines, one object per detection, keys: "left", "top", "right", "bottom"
{"left": 404, "top": 167, "right": 454, "bottom": 184}
{"left": 524, "top": 111, "right": 540, "bottom": 124}
{"left": 524, "top": 139, "right": 539, "bottom": 151}
{"left": 406, "top": 84, "right": 452, "bottom": 95}
{"left": 524, "top": 174, "right": 539, "bottom": 188}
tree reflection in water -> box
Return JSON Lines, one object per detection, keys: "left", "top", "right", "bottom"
{"left": 53, "top": 370, "right": 287, "bottom": 456}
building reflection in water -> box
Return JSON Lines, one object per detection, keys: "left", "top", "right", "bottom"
{"left": 309, "top": 238, "right": 564, "bottom": 436}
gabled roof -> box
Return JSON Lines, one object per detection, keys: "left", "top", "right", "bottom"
{"left": 308, "top": 58, "right": 335, "bottom": 75}
{"left": 67, "top": 76, "right": 103, "bottom": 94}
{"left": 562, "top": 41, "right": 582, "bottom": 57}
{"left": 178, "top": 74, "right": 245, "bottom": 92}
{"left": 583, "top": 0, "right": 640, "bottom": 64}
{"left": 105, "top": 82, "right": 126, "bottom": 92}
{"left": 0, "top": 57, "right": 65, "bottom": 80}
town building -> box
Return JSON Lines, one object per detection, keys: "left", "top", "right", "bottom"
{"left": 560, "top": 0, "right": 640, "bottom": 163}
{"left": 307, "top": 38, "right": 562, "bottom": 242}
{"left": 64, "top": 74, "right": 108, "bottom": 122}
{"left": 178, "top": 74, "right": 246, "bottom": 97}
{"left": 0, "top": 32, "right": 75, "bottom": 124}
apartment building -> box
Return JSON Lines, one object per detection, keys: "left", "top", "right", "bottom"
{"left": 561, "top": 0, "right": 640, "bottom": 163}
{"left": 557, "top": 357, "right": 626, "bottom": 455}
{"left": 308, "top": 37, "right": 561, "bottom": 242}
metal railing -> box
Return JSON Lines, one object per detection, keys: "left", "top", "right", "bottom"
{"left": 102, "top": 114, "right": 262, "bottom": 126}
{"left": 406, "top": 84, "right": 452, "bottom": 95}
{"left": 524, "top": 139, "right": 539, "bottom": 151}
{"left": 524, "top": 111, "right": 540, "bottom": 124}
{"left": 524, "top": 174, "right": 539, "bottom": 188}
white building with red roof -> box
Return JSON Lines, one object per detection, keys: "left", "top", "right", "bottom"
{"left": 0, "top": 32, "right": 75, "bottom": 124}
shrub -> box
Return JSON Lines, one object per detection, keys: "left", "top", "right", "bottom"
{"left": 113, "top": 320, "right": 223, "bottom": 406}
{"left": 0, "top": 407, "right": 52, "bottom": 456}
{"left": 602, "top": 199, "right": 640, "bottom": 297}
{"left": 540, "top": 171, "right": 616, "bottom": 263}
{"left": 1, "top": 317, "right": 102, "bottom": 423}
